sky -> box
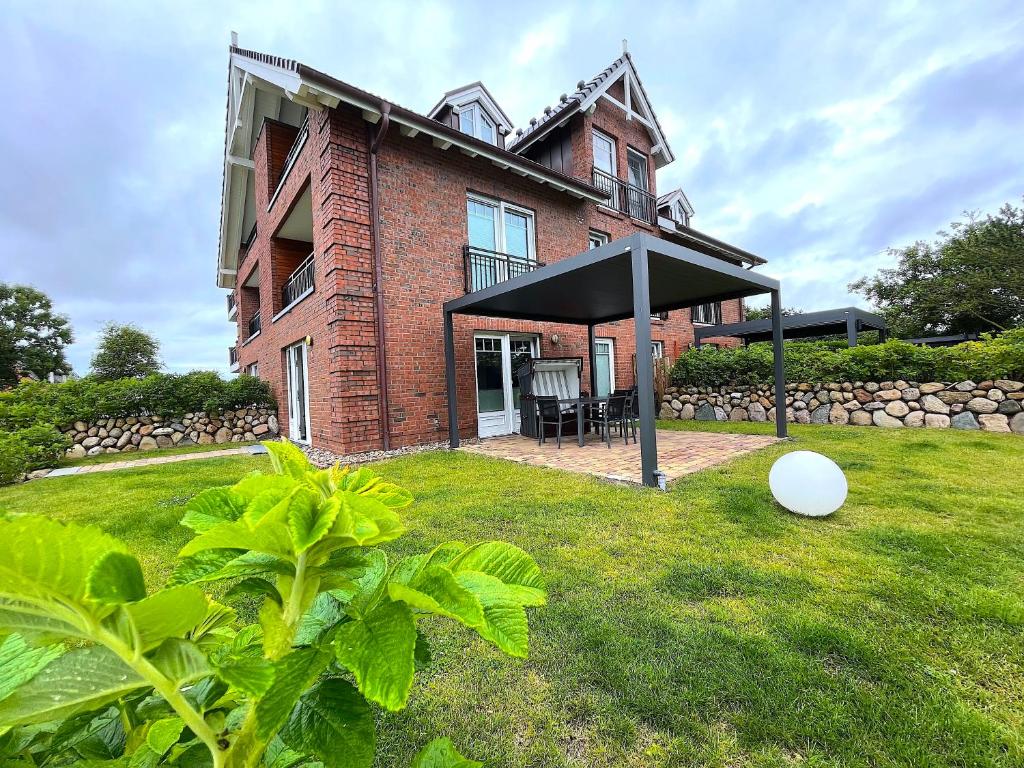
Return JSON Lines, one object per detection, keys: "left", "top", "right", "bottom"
{"left": 2, "top": 1, "right": 1022, "bottom": 375}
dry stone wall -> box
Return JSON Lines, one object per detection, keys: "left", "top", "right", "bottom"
{"left": 660, "top": 379, "right": 1024, "bottom": 434}
{"left": 63, "top": 408, "right": 279, "bottom": 459}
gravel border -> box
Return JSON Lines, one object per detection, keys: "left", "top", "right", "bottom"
{"left": 299, "top": 439, "right": 473, "bottom": 469}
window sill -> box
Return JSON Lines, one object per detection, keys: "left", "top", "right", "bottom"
{"left": 272, "top": 287, "right": 314, "bottom": 323}
{"left": 241, "top": 330, "right": 261, "bottom": 347}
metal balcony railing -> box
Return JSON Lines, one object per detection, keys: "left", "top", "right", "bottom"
{"left": 229, "top": 345, "right": 239, "bottom": 368}
{"left": 227, "top": 292, "right": 237, "bottom": 318}
{"left": 463, "top": 245, "right": 543, "bottom": 293}
{"left": 247, "top": 310, "right": 261, "bottom": 339}
{"left": 281, "top": 253, "right": 315, "bottom": 308}
{"left": 591, "top": 167, "right": 658, "bottom": 225}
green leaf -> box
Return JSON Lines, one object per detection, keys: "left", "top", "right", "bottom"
{"left": 264, "top": 440, "right": 310, "bottom": 479}
{"left": 254, "top": 648, "right": 333, "bottom": 740}
{"left": 294, "top": 592, "right": 348, "bottom": 646}
{"left": 279, "top": 678, "right": 375, "bottom": 768}
{"left": 455, "top": 572, "right": 529, "bottom": 657}
{"left": 180, "top": 487, "right": 248, "bottom": 533}
{"left": 334, "top": 601, "right": 417, "bottom": 712}
{"left": 116, "top": 586, "right": 210, "bottom": 651}
{"left": 232, "top": 472, "right": 298, "bottom": 502}
{"left": 448, "top": 542, "right": 546, "bottom": 605}
{"left": 87, "top": 551, "right": 147, "bottom": 605}
{"left": 50, "top": 705, "right": 126, "bottom": 760}
{"left": 344, "top": 550, "right": 389, "bottom": 619}
{"left": 183, "top": 675, "right": 228, "bottom": 714}
{"left": 412, "top": 737, "right": 482, "bottom": 768}
{"left": 225, "top": 577, "right": 283, "bottom": 607}
{"left": 264, "top": 736, "right": 309, "bottom": 768}
{"left": 179, "top": 519, "right": 294, "bottom": 560}
{"left": 0, "top": 516, "right": 128, "bottom": 604}
{"left": 387, "top": 566, "right": 484, "bottom": 627}
{"left": 288, "top": 490, "right": 338, "bottom": 552}
{"left": 0, "top": 645, "right": 145, "bottom": 726}
{"left": 213, "top": 655, "right": 275, "bottom": 696}
{"left": 146, "top": 717, "right": 184, "bottom": 757}
{"left": 0, "top": 634, "right": 62, "bottom": 700}
{"left": 149, "top": 638, "right": 211, "bottom": 687}
{"left": 0, "top": 602, "right": 85, "bottom": 641}
{"left": 166, "top": 549, "right": 244, "bottom": 586}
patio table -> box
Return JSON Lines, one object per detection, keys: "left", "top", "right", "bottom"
{"left": 558, "top": 396, "right": 610, "bottom": 446}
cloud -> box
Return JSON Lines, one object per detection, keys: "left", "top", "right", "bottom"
{"left": 1, "top": 0, "right": 1021, "bottom": 375}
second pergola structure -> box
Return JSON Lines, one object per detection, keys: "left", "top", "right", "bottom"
{"left": 443, "top": 233, "right": 787, "bottom": 488}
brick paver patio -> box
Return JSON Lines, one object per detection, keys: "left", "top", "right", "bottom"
{"left": 459, "top": 428, "right": 779, "bottom": 485}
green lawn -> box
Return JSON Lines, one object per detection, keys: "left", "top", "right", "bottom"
{"left": 2, "top": 424, "right": 1024, "bottom": 767}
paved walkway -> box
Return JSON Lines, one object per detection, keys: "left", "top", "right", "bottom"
{"left": 40, "top": 445, "right": 268, "bottom": 478}
{"left": 459, "top": 429, "right": 779, "bottom": 485}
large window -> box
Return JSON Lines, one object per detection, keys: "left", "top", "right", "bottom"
{"left": 626, "top": 148, "right": 648, "bottom": 191}
{"left": 466, "top": 195, "right": 536, "bottom": 291}
{"left": 592, "top": 129, "right": 616, "bottom": 175}
{"left": 458, "top": 103, "right": 496, "bottom": 144}
{"left": 691, "top": 302, "right": 722, "bottom": 325}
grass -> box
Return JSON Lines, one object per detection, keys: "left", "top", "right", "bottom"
{"left": 59, "top": 440, "right": 259, "bottom": 467}
{"left": 2, "top": 424, "right": 1024, "bottom": 766}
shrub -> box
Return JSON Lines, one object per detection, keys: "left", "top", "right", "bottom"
{"left": 0, "top": 425, "right": 68, "bottom": 484}
{"left": 0, "top": 442, "right": 544, "bottom": 766}
{"left": 671, "top": 331, "right": 1024, "bottom": 386}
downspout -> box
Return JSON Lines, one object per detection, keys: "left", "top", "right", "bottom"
{"left": 369, "top": 102, "right": 392, "bottom": 450}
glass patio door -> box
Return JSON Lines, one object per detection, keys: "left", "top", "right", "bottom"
{"left": 475, "top": 333, "right": 537, "bottom": 437}
{"left": 594, "top": 338, "right": 615, "bottom": 397}
{"left": 286, "top": 341, "right": 311, "bottom": 443}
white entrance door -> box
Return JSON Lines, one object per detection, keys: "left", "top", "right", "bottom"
{"left": 475, "top": 333, "right": 538, "bottom": 437}
{"left": 594, "top": 338, "right": 615, "bottom": 397}
{"left": 286, "top": 342, "right": 311, "bottom": 443}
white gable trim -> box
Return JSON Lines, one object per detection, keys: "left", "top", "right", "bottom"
{"left": 427, "top": 83, "right": 514, "bottom": 134}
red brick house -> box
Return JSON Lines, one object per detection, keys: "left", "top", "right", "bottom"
{"left": 218, "top": 41, "right": 765, "bottom": 454}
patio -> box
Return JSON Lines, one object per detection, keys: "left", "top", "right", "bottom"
{"left": 459, "top": 428, "right": 778, "bottom": 485}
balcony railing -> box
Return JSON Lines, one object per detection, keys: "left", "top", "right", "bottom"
{"left": 281, "top": 253, "right": 315, "bottom": 308}
{"left": 592, "top": 167, "right": 658, "bottom": 225}
{"left": 269, "top": 115, "right": 310, "bottom": 208}
{"left": 229, "top": 345, "right": 239, "bottom": 369}
{"left": 247, "top": 310, "right": 261, "bottom": 339}
{"left": 463, "top": 245, "right": 543, "bottom": 293}
{"left": 227, "top": 292, "right": 237, "bottom": 319}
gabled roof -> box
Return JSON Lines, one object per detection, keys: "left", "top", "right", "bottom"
{"left": 427, "top": 81, "right": 514, "bottom": 134}
{"left": 657, "top": 188, "right": 695, "bottom": 219}
{"left": 506, "top": 52, "right": 675, "bottom": 168}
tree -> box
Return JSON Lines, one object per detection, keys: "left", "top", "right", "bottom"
{"left": 90, "top": 322, "right": 161, "bottom": 380}
{"left": 743, "top": 304, "right": 802, "bottom": 321}
{"left": 850, "top": 199, "right": 1024, "bottom": 338}
{"left": 0, "top": 283, "right": 73, "bottom": 387}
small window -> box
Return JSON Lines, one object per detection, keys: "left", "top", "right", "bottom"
{"left": 691, "top": 302, "right": 722, "bottom": 325}
{"left": 457, "top": 103, "right": 497, "bottom": 144}
{"left": 247, "top": 363, "right": 259, "bottom": 378}
{"left": 588, "top": 230, "right": 609, "bottom": 249}
{"left": 626, "top": 149, "right": 648, "bottom": 191}
{"left": 592, "top": 130, "right": 616, "bottom": 176}
{"left": 675, "top": 201, "right": 689, "bottom": 227}
{"left": 651, "top": 341, "right": 664, "bottom": 359}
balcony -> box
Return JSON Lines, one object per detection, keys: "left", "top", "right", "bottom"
{"left": 229, "top": 345, "right": 239, "bottom": 372}
{"left": 227, "top": 292, "right": 237, "bottom": 320}
{"left": 269, "top": 115, "right": 310, "bottom": 209}
{"left": 463, "top": 245, "right": 543, "bottom": 294}
{"left": 592, "top": 167, "right": 658, "bottom": 225}
{"left": 247, "top": 310, "right": 262, "bottom": 340}
{"left": 281, "top": 253, "right": 315, "bottom": 310}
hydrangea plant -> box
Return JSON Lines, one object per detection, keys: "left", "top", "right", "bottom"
{"left": 0, "top": 440, "right": 545, "bottom": 766}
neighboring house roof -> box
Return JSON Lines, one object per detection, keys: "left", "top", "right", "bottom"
{"left": 657, "top": 188, "right": 695, "bottom": 219}
{"left": 426, "top": 81, "right": 515, "bottom": 134}
{"left": 506, "top": 52, "right": 675, "bottom": 169}
{"left": 217, "top": 45, "right": 609, "bottom": 288}
{"left": 657, "top": 223, "right": 765, "bottom": 267}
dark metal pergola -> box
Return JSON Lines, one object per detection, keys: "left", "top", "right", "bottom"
{"left": 442, "top": 232, "right": 787, "bottom": 488}
{"left": 694, "top": 306, "right": 887, "bottom": 348}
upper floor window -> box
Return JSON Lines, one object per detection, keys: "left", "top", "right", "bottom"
{"left": 675, "top": 200, "right": 690, "bottom": 227}
{"left": 458, "top": 103, "right": 496, "bottom": 144}
{"left": 592, "top": 129, "right": 616, "bottom": 176}
{"left": 588, "top": 230, "right": 609, "bottom": 249}
{"left": 627, "top": 148, "right": 649, "bottom": 191}
{"left": 467, "top": 195, "right": 535, "bottom": 258}
{"left": 691, "top": 302, "right": 722, "bottom": 326}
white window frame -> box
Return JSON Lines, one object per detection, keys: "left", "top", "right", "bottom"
{"left": 594, "top": 337, "right": 616, "bottom": 395}
{"left": 675, "top": 200, "right": 689, "bottom": 226}
{"left": 466, "top": 193, "right": 536, "bottom": 259}
{"left": 457, "top": 103, "right": 496, "bottom": 144}
{"left": 246, "top": 362, "right": 259, "bottom": 378}
{"left": 592, "top": 129, "right": 616, "bottom": 176}
{"left": 626, "top": 147, "right": 649, "bottom": 191}
{"left": 651, "top": 341, "right": 664, "bottom": 359}
{"left": 285, "top": 341, "right": 312, "bottom": 445}
{"left": 588, "top": 230, "right": 609, "bottom": 249}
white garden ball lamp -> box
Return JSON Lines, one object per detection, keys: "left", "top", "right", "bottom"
{"left": 768, "top": 450, "right": 848, "bottom": 517}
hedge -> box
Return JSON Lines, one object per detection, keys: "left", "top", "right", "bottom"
{"left": 671, "top": 329, "right": 1024, "bottom": 387}
{"left": 0, "top": 372, "right": 276, "bottom": 431}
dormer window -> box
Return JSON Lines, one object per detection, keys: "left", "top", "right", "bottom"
{"left": 458, "top": 103, "right": 496, "bottom": 144}
{"left": 675, "top": 201, "right": 689, "bottom": 227}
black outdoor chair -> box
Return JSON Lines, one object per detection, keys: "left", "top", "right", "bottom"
{"left": 536, "top": 396, "right": 571, "bottom": 448}
{"left": 612, "top": 388, "right": 638, "bottom": 443}
{"left": 583, "top": 393, "right": 630, "bottom": 448}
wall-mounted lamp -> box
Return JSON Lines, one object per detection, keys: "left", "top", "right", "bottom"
{"left": 304, "top": 335, "right": 313, "bottom": 346}
{"left": 550, "top": 333, "right": 560, "bottom": 346}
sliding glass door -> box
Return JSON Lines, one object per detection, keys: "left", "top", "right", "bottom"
{"left": 474, "top": 333, "right": 538, "bottom": 437}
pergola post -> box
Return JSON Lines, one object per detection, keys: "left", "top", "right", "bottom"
{"left": 630, "top": 238, "right": 659, "bottom": 487}
{"left": 443, "top": 310, "right": 459, "bottom": 448}
{"left": 587, "top": 323, "right": 597, "bottom": 397}
{"left": 846, "top": 312, "right": 858, "bottom": 347}
{"left": 770, "top": 289, "right": 788, "bottom": 438}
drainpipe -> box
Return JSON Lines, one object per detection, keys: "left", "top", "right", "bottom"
{"left": 368, "top": 102, "right": 392, "bottom": 450}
